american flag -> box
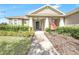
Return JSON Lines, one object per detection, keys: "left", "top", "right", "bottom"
{"left": 50, "top": 20, "right": 57, "bottom": 30}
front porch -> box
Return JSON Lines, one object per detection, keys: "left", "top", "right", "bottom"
{"left": 28, "top": 16, "right": 65, "bottom": 31}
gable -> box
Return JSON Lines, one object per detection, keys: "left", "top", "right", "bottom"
{"left": 27, "top": 5, "right": 65, "bottom": 16}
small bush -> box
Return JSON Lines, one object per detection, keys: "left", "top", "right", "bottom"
{"left": 55, "top": 26, "right": 79, "bottom": 39}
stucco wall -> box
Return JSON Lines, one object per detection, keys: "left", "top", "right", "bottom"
{"left": 65, "top": 12, "right": 79, "bottom": 26}
{"left": 8, "top": 19, "right": 22, "bottom": 26}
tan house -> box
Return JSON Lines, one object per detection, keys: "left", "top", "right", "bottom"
{"left": 7, "top": 5, "right": 79, "bottom": 30}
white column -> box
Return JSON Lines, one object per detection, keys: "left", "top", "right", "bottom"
{"left": 29, "top": 17, "right": 33, "bottom": 28}
{"left": 59, "top": 17, "right": 64, "bottom": 27}
{"left": 44, "top": 17, "right": 49, "bottom": 29}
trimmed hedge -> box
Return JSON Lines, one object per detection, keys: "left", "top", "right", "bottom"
{"left": 55, "top": 26, "right": 79, "bottom": 39}
{"left": 0, "top": 25, "right": 29, "bottom": 31}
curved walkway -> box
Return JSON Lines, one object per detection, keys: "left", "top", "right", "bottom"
{"left": 28, "top": 31, "right": 59, "bottom": 55}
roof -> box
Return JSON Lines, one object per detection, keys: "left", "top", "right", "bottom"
{"left": 6, "top": 16, "right": 29, "bottom": 19}
{"left": 66, "top": 7, "right": 79, "bottom": 16}
{"left": 27, "top": 5, "right": 65, "bottom": 16}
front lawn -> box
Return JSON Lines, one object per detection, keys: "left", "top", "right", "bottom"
{"left": 0, "top": 36, "right": 31, "bottom": 55}
{"left": 0, "top": 25, "right": 34, "bottom": 55}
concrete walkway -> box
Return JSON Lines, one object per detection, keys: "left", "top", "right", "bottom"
{"left": 28, "top": 31, "right": 58, "bottom": 55}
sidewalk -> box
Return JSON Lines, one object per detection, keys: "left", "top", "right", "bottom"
{"left": 28, "top": 31, "right": 58, "bottom": 55}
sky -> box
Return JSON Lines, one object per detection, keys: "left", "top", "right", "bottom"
{"left": 0, "top": 4, "right": 79, "bottom": 23}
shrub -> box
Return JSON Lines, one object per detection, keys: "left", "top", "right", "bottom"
{"left": 55, "top": 26, "right": 79, "bottom": 39}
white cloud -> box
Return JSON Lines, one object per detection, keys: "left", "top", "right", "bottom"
{"left": 53, "top": 4, "right": 61, "bottom": 9}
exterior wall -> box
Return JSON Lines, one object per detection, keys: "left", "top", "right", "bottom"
{"left": 8, "top": 19, "right": 29, "bottom": 26}
{"left": 65, "top": 12, "right": 79, "bottom": 26}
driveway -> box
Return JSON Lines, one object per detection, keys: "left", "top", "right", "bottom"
{"left": 28, "top": 31, "right": 59, "bottom": 55}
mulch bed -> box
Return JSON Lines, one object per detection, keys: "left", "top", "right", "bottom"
{"left": 45, "top": 32, "right": 79, "bottom": 55}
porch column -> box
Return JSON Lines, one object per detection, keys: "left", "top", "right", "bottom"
{"left": 59, "top": 17, "right": 64, "bottom": 27}
{"left": 44, "top": 17, "right": 49, "bottom": 29}
{"left": 29, "top": 17, "right": 33, "bottom": 28}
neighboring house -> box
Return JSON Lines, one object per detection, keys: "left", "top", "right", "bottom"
{"left": 6, "top": 5, "right": 79, "bottom": 30}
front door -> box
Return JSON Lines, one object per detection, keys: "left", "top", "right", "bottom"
{"left": 36, "top": 21, "right": 40, "bottom": 30}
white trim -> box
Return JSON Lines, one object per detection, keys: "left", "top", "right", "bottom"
{"left": 27, "top": 4, "right": 65, "bottom": 15}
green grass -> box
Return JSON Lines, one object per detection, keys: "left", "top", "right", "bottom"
{"left": 0, "top": 36, "right": 31, "bottom": 55}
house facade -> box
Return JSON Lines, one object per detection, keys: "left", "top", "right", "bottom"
{"left": 7, "top": 5, "right": 79, "bottom": 30}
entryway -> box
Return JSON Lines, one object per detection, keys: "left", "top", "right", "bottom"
{"left": 36, "top": 21, "right": 40, "bottom": 30}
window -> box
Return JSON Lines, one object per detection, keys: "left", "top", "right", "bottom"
{"left": 14, "top": 20, "right": 17, "bottom": 25}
